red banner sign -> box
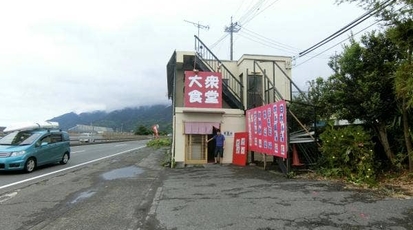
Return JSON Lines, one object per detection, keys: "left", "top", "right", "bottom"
{"left": 184, "top": 71, "right": 222, "bottom": 108}
{"left": 246, "top": 101, "right": 288, "bottom": 158}
{"left": 232, "top": 132, "right": 248, "bottom": 166}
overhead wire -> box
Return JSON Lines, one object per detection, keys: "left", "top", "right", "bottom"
{"left": 208, "top": 0, "right": 260, "bottom": 51}
{"left": 241, "top": 0, "right": 280, "bottom": 26}
{"left": 236, "top": 0, "right": 257, "bottom": 22}
{"left": 298, "top": 0, "right": 394, "bottom": 57}
{"left": 241, "top": 27, "right": 300, "bottom": 52}
{"left": 233, "top": 0, "right": 246, "bottom": 20}
{"left": 238, "top": 0, "right": 265, "bottom": 25}
{"left": 209, "top": 0, "right": 280, "bottom": 54}
{"left": 295, "top": 2, "right": 409, "bottom": 67}
{"left": 210, "top": 34, "right": 229, "bottom": 49}
{"left": 237, "top": 32, "right": 297, "bottom": 55}
{"left": 294, "top": 19, "right": 382, "bottom": 68}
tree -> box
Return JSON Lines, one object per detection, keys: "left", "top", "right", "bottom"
{"left": 135, "top": 125, "right": 151, "bottom": 135}
{"left": 326, "top": 32, "right": 399, "bottom": 163}
{"left": 336, "top": 0, "right": 413, "bottom": 23}
{"left": 338, "top": 0, "right": 413, "bottom": 170}
{"left": 290, "top": 77, "right": 338, "bottom": 127}
{"left": 388, "top": 20, "right": 413, "bottom": 170}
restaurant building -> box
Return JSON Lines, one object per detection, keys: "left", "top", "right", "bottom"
{"left": 166, "top": 36, "right": 293, "bottom": 167}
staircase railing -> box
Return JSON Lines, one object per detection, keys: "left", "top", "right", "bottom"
{"left": 194, "top": 35, "right": 244, "bottom": 110}
{"left": 254, "top": 61, "right": 284, "bottom": 103}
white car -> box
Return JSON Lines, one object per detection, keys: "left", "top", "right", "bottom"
{"left": 78, "top": 133, "right": 96, "bottom": 143}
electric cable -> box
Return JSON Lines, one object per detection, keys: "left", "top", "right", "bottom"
{"left": 241, "top": 0, "right": 280, "bottom": 26}
{"left": 210, "top": 34, "right": 229, "bottom": 49}
{"left": 294, "top": 20, "right": 382, "bottom": 67}
{"left": 238, "top": 0, "right": 265, "bottom": 25}
{"left": 233, "top": 0, "right": 246, "bottom": 20}
{"left": 241, "top": 26, "right": 300, "bottom": 52}
{"left": 238, "top": 32, "right": 298, "bottom": 55}
{"left": 299, "top": 0, "right": 393, "bottom": 57}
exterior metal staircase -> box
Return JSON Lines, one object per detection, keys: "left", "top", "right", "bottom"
{"left": 194, "top": 35, "right": 244, "bottom": 110}
{"left": 253, "top": 60, "right": 320, "bottom": 173}
{"left": 192, "top": 35, "right": 320, "bottom": 173}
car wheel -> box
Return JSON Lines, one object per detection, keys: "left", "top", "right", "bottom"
{"left": 24, "top": 158, "right": 36, "bottom": 173}
{"left": 60, "top": 153, "right": 69, "bottom": 164}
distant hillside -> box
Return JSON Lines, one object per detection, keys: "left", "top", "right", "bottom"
{"left": 49, "top": 104, "right": 173, "bottom": 133}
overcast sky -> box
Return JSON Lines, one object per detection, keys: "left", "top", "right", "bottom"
{"left": 0, "top": 0, "right": 379, "bottom": 127}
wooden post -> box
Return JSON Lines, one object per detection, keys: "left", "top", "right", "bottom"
{"left": 263, "top": 154, "right": 267, "bottom": 170}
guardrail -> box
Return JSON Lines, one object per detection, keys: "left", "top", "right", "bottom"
{"left": 69, "top": 134, "right": 153, "bottom": 146}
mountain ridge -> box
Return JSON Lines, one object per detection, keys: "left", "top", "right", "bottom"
{"left": 49, "top": 104, "right": 173, "bottom": 133}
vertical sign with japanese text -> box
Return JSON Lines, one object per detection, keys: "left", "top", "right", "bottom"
{"left": 184, "top": 71, "right": 222, "bottom": 108}
{"left": 232, "top": 132, "right": 248, "bottom": 166}
{"left": 246, "top": 101, "right": 288, "bottom": 158}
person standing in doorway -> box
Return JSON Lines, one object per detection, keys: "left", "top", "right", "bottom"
{"left": 207, "top": 129, "right": 225, "bottom": 164}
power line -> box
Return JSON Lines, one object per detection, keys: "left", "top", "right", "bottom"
{"left": 224, "top": 0, "right": 280, "bottom": 60}
{"left": 241, "top": 27, "right": 300, "bottom": 52}
{"left": 298, "top": 0, "right": 393, "bottom": 57}
{"left": 233, "top": 0, "right": 246, "bottom": 19}
{"left": 294, "top": 20, "right": 382, "bottom": 68}
{"left": 238, "top": 32, "right": 298, "bottom": 55}
{"left": 210, "top": 34, "right": 229, "bottom": 49}
{"left": 241, "top": 0, "right": 280, "bottom": 26}
{"left": 238, "top": 0, "right": 265, "bottom": 25}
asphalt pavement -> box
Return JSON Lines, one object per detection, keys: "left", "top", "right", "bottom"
{"left": 150, "top": 152, "right": 413, "bottom": 230}
{"left": 2, "top": 145, "right": 412, "bottom": 230}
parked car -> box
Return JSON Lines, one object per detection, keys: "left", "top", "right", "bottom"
{"left": 78, "top": 133, "right": 96, "bottom": 143}
{"left": 0, "top": 129, "right": 71, "bottom": 172}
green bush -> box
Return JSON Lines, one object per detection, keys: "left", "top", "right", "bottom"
{"left": 146, "top": 138, "right": 171, "bottom": 149}
{"left": 319, "top": 125, "right": 376, "bottom": 184}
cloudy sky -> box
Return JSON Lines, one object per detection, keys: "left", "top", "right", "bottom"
{"left": 0, "top": 0, "right": 379, "bottom": 127}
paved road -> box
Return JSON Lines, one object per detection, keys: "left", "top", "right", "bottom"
{"left": 0, "top": 141, "right": 147, "bottom": 188}
{"left": 156, "top": 165, "right": 413, "bottom": 229}
{"left": 1, "top": 145, "right": 412, "bottom": 230}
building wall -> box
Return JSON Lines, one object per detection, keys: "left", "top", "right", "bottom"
{"left": 173, "top": 107, "right": 245, "bottom": 164}
{"left": 175, "top": 68, "right": 185, "bottom": 107}
{"left": 237, "top": 54, "right": 292, "bottom": 104}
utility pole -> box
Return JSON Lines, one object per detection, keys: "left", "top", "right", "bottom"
{"left": 184, "top": 20, "right": 210, "bottom": 39}
{"left": 225, "top": 16, "right": 241, "bottom": 60}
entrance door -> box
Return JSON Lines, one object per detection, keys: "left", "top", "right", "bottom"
{"left": 185, "top": 134, "right": 208, "bottom": 164}
{"left": 248, "top": 74, "right": 263, "bottom": 109}
{"left": 207, "top": 127, "right": 218, "bottom": 162}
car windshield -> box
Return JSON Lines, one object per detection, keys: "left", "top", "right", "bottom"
{"left": 0, "top": 131, "right": 41, "bottom": 146}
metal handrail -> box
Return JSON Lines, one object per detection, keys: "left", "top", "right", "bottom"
{"left": 254, "top": 61, "right": 284, "bottom": 103}
{"left": 194, "top": 35, "right": 244, "bottom": 109}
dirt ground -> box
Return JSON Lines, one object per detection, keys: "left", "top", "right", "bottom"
{"left": 376, "top": 171, "right": 413, "bottom": 197}
{"left": 295, "top": 170, "right": 413, "bottom": 199}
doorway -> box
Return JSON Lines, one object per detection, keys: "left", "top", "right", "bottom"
{"left": 185, "top": 134, "right": 208, "bottom": 164}
{"left": 207, "top": 127, "right": 219, "bottom": 163}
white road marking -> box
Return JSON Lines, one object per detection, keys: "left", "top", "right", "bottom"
{"left": 0, "top": 146, "right": 145, "bottom": 191}
{"left": 71, "top": 150, "right": 85, "bottom": 154}
{"left": 0, "top": 191, "right": 18, "bottom": 203}
{"left": 115, "top": 144, "right": 127, "bottom": 147}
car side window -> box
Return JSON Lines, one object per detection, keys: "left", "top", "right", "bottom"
{"left": 51, "top": 134, "right": 63, "bottom": 143}
{"left": 41, "top": 135, "right": 52, "bottom": 145}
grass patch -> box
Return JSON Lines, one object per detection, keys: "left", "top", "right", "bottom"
{"left": 146, "top": 138, "right": 171, "bottom": 149}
